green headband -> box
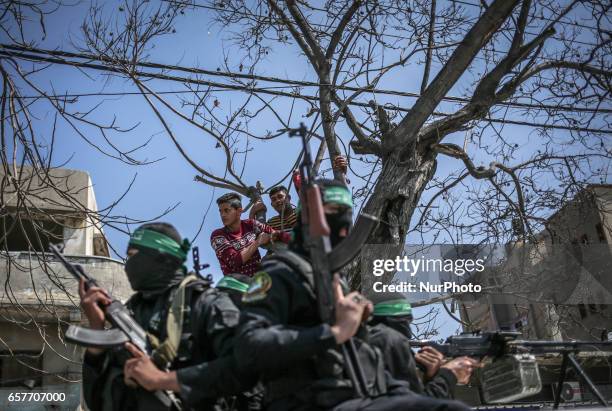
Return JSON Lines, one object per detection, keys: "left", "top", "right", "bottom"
{"left": 217, "top": 276, "right": 249, "bottom": 293}
{"left": 323, "top": 186, "right": 353, "bottom": 207}
{"left": 373, "top": 299, "right": 413, "bottom": 317}
{"left": 129, "top": 229, "right": 189, "bottom": 261}
{"left": 293, "top": 186, "right": 353, "bottom": 212}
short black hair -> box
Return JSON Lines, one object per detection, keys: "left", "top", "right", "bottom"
{"left": 216, "top": 192, "right": 242, "bottom": 208}
{"left": 135, "top": 222, "right": 182, "bottom": 244}
{"left": 269, "top": 185, "right": 289, "bottom": 197}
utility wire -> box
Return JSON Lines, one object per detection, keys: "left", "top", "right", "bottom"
{"left": 1, "top": 48, "right": 609, "bottom": 134}
{"left": 2, "top": 44, "right": 609, "bottom": 115}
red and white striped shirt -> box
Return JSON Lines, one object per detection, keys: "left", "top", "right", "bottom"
{"left": 210, "top": 219, "right": 290, "bottom": 277}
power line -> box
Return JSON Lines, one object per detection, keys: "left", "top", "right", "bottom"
{"left": 1, "top": 47, "right": 610, "bottom": 135}
{"left": 3, "top": 44, "right": 609, "bottom": 115}
{"left": 8, "top": 87, "right": 298, "bottom": 99}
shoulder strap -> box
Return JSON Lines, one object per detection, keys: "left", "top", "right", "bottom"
{"left": 264, "top": 250, "right": 315, "bottom": 290}
{"left": 149, "top": 274, "right": 202, "bottom": 368}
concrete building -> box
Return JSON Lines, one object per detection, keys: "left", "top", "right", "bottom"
{"left": 455, "top": 184, "right": 612, "bottom": 406}
{"left": 459, "top": 184, "right": 612, "bottom": 340}
{"left": 0, "top": 166, "right": 131, "bottom": 410}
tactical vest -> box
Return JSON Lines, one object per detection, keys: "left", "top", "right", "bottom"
{"left": 262, "top": 250, "right": 388, "bottom": 408}
{"left": 120, "top": 275, "right": 213, "bottom": 369}
{"left": 149, "top": 274, "right": 211, "bottom": 368}
{"left": 98, "top": 275, "right": 212, "bottom": 411}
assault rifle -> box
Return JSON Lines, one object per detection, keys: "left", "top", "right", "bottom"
{"left": 49, "top": 244, "right": 182, "bottom": 410}
{"left": 288, "top": 123, "right": 379, "bottom": 397}
{"left": 411, "top": 331, "right": 612, "bottom": 408}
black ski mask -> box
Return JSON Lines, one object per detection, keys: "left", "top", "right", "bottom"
{"left": 382, "top": 316, "right": 413, "bottom": 339}
{"left": 125, "top": 247, "right": 185, "bottom": 296}
{"left": 326, "top": 207, "right": 353, "bottom": 248}
{"left": 289, "top": 179, "right": 355, "bottom": 252}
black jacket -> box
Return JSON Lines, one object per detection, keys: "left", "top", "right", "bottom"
{"left": 82, "top": 282, "right": 251, "bottom": 411}
{"left": 235, "top": 251, "right": 405, "bottom": 411}
{"left": 369, "top": 322, "right": 457, "bottom": 399}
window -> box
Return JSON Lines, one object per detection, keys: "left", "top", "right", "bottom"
{"left": 0, "top": 216, "right": 63, "bottom": 252}
{"left": 0, "top": 351, "right": 43, "bottom": 388}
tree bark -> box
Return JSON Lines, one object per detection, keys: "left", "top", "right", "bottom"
{"left": 348, "top": 147, "right": 437, "bottom": 290}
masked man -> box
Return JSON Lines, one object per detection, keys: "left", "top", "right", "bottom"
{"left": 80, "top": 222, "right": 254, "bottom": 411}
{"left": 369, "top": 294, "right": 479, "bottom": 399}
{"left": 235, "top": 179, "right": 472, "bottom": 411}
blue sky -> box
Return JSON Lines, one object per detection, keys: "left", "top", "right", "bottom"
{"left": 4, "top": 0, "right": 609, "bottom": 338}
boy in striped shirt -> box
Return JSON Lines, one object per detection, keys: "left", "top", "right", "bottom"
{"left": 249, "top": 156, "right": 349, "bottom": 233}
{"left": 250, "top": 185, "right": 298, "bottom": 233}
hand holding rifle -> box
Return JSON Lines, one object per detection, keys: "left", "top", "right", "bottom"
{"left": 78, "top": 278, "right": 111, "bottom": 355}
{"left": 415, "top": 346, "right": 445, "bottom": 379}
{"left": 440, "top": 357, "right": 480, "bottom": 384}
{"left": 330, "top": 274, "right": 372, "bottom": 344}
{"left": 124, "top": 343, "right": 181, "bottom": 393}
{"left": 78, "top": 278, "right": 110, "bottom": 330}
{"left": 49, "top": 244, "right": 182, "bottom": 410}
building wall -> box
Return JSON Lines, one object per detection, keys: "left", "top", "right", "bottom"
{"left": 460, "top": 185, "right": 612, "bottom": 341}
{"left": 0, "top": 166, "right": 129, "bottom": 410}
{"left": 0, "top": 253, "right": 130, "bottom": 411}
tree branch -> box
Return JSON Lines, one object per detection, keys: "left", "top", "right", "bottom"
{"left": 326, "top": 0, "right": 362, "bottom": 60}
{"left": 283, "top": 0, "right": 326, "bottom": 69}
{"left": 386, "top": 0, "right": 520, "bottom": 153}
{"left": 420, "top": 0, "right": 436, "bottom": 93}
{"left": 419, "top": 25, "right": 555, "bottom": 144}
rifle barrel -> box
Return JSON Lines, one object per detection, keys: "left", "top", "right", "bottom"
{"left": 48, "top": 244, "right": 98, "bottom": 287}
{"left": 509, "top": 340, "right": 612, "bottom": 353}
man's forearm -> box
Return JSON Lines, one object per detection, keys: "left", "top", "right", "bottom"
{"left": 240, "top": 241, "right": 259, "bottom": 263}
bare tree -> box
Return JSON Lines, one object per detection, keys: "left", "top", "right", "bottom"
{"left": 0, "top": 0, "right": 182, "bottom": 385}
{"left": 2, "top": 0, "right": 610, "bottom": 339}
{"left": 70, "top": 0, "right": 610, "bottom": 275}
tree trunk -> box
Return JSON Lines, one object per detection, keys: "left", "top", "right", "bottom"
{"left": 348, "top": 148, "right": 438, "bottom": 290}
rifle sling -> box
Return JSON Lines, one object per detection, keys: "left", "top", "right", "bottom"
{"left": 149, "top": 274, "right": 200, "bottom": 368}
